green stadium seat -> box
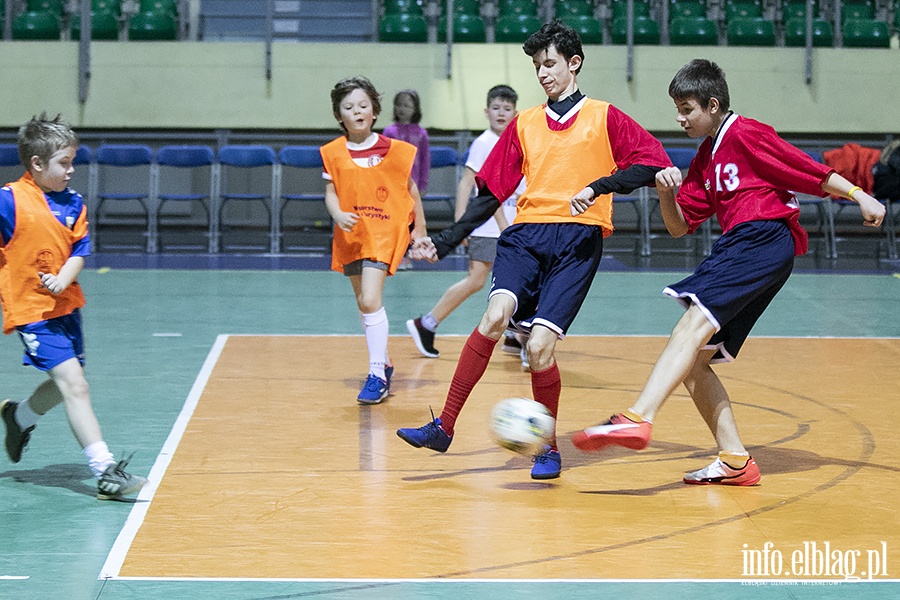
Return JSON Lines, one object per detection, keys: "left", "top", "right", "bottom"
{"left": 93, "top": 0, "right": 121, "bottom": 15}
{"left": 842, "top": 18, "right": 890, "bottom": 47}
{"left": 378, "top": 12, "right": 428, "bottom": 41}
{"left": 140, "top": 0, "right": 178, "bottom": 15}
{"left": 26, "top": 0, "right": 64, "bottom": 15}
{"left": 841, "top": 3, "right": 874, "bottom": 23}
{"left": 560, "top": 14, "right": 603, "bottom": 43}
{"left": 611, "top": 15, "right": 660, "bottom": 43}
{"left": 128, "top": 9, "right": 177, "bottom": 40}
{"left": 669, "top": 15, "right": 717, "bottom": 44}
{"left": 12, "top": 10, "right": 61, "bottom": 39}
{"left": 611, "top": 0, "right": 651, "bottom": 20}
{"left": 437, "top": 13, "right": 487, "bottom": 42}
{"left": 494, "top": 13, "right": 543, "bottom": 42}
{"left": 556, "top": 0, "right": 594, "bottom": 17}
{"left": 781, "top": 1, "right": 818, "bottom": 21}
{"left": 669, "top": 0, "right": 706, "bottom": 20}
{"left": 783, "top": 17, "right": 833, "bottom": 46}
{"left": 451, "top": 0, "right": 481, "bottom": 16}
{"left": 725, "top": 1, "right": 761, "bottom": 20}
{"left": 727, "top": 16, "right": 775, "bottom": 45}
{"left": 383, "top": 0, "right": 423, "bottom": 15}
{"left": 497, "top": 0, "right": 538, "bottom": 17}
{"left": 71, "top": 10, "right": 120, "bottom": 40}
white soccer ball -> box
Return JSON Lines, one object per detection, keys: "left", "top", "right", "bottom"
{"left": 490, "top": 397, "right": 555, "bottom": 456}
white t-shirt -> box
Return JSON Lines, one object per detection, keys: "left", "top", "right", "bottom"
{"left": 467, "top": 129, "right": 526, "bottom": 238}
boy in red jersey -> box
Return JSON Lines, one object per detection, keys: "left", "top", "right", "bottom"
{"left": 397, "top": 20, "right": 671, "bottom": 480}
{"left": 572, "top": 59, "right": 886, "bottom": 485}
{"left": 0, "top": 114, "right": 147, "bottom": 500}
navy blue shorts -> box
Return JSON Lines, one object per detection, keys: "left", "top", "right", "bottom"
{"left": 16, "top": 310, "right": 86, "bottom": 371}
{"left": 489, "top": 222, "right": 604, "bottom": 337}
{"left": 664, "top": 220, "right": 794, "bottom": 363}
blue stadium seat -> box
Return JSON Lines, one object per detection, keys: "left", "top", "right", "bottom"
{"left": 93, "top": 144, "right": 154, "bottom": 252}
{"left": 422, "top": 146, "right": 459, "bottom": 219}
{"left": 215, "top": 145, "right": 278, "bottom": 253}
{"left": 154, "top": 145, "right": 216, "bottom": 252}
{"left": 277, "top": 145, "right": 332, "bottom": 252}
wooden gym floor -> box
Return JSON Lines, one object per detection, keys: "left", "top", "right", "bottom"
{"left": 1, "top": 266, "right": 898, "bottom": 599}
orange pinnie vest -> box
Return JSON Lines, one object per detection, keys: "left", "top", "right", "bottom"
{"left": 0, "top": 173, "right": 87, "bottom": 334}
{"left": 514, "top": 99, "right": 617, "bottom": 236}
{"left": 320, "top": 137, "right": 416, "bottom": 275}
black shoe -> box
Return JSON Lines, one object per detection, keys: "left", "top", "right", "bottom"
{"left": 406, "top": 317, "right": 439, "bottom": 358}
{"left": 501, "top": 333, "right": 522, "bottom": 354}
{"left": 1, "top": 399, "right": 35, "bottom": 464}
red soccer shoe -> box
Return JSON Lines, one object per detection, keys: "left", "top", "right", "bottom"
{"left": 572, "top": 413, "right": 652, "bottom": 451}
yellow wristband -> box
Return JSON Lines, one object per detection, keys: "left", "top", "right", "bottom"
{"left": 846, "top": 186, "right": 862, "bottom": 200}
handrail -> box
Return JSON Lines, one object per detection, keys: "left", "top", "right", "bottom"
{"left": 78, "top": 0, "right": 91, "bottom": 103}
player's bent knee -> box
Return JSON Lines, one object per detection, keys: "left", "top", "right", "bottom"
{"left": 526, "top": 342, "right": 554, "bottom": 371}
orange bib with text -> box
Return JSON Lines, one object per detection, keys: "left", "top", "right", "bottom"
{"left": 320, "top": 137, "right": 416, "bottom": 275}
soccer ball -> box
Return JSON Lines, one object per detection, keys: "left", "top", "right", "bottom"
{"left": 490, "top": 397, "right": 555, "bottom": 456}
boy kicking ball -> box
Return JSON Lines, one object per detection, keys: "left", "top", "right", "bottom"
{"left": 572, "top": 59, "right": 885, "bottom": 485}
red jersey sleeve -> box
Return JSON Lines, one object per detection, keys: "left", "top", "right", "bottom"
{"left": 740, "top": 122, "right": 832, "bottom": 197}
{"left": 475, "top": 115, "right": 525, "bottom": 200}
{"left": 607, "top": 105, "right": 672, "bottom": 170}
{"left": 675, "top": 144, "right": 716, "bottom": 232}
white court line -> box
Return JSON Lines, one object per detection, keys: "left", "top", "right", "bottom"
{"left": 97, "top": 334, "right": 897, "bottom": 583}
{"left": 99, "top": 334, "right": 229, "bottom": 580}
{"left": 0, "top": 576, "right": 29, "bottom": 580}
{"left": 97, "top": 576, "right": 900, "bottom": 584}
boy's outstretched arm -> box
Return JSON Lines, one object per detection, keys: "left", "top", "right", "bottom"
{"left": 655, "top": 167, "right": 690, "bottom": 237}
{"left": 821, "top": 172, "right": 886, "bottom": 227}
{"left": 429, "top": 192, "right": 502, "bottom": 259}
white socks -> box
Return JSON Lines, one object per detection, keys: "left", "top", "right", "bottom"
{"left": 362, "top": 307, "right": 389, "bottom": 380}
{"left": 14, "top": 399, "right": 41, "bottom": 430}
{"left": 421, "top": 312, "right": 439, "bottom": 332}
{"left": 83, "top": 441, "right": 115, "bottom": 479}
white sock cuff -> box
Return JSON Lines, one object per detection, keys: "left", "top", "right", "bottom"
{"left": 361, "top": 307, "right": 388, "bottom": 327}
{"left": 83, "top": 441, "right": 115, "bottom": 479}
{"left": 15, "top": 399, "right": 42, "bottom": 430}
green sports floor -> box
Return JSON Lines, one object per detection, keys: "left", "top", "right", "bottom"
{"left": 1, "top": 252, "right": 899, "bottom": 600}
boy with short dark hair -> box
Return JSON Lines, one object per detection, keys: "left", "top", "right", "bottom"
{"left": 406, "top": 84, "right": 527, "bottom": 362}
{"left": 572, "top": 59, "right": 885, "bottom": 485}
{"left": 0, "top": 113, "right": 147, "bottom": 500}
{"left": 398, "top": 21, "right": 670, "bottom": 480}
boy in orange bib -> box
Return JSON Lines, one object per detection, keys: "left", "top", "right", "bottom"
{"left": 0, "top": 114, "right": 146, "bottom": 500}
{"left": 397, "top": 21, "right": 671, "bottom": 479}
{"left": 321, "top": 77, "right": 429, "bottom": 404}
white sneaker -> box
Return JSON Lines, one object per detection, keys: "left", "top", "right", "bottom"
{"left": 683, "top": 456, "right": 761, "bottom": 486}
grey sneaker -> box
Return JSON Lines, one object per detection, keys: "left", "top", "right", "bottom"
{"left": 97, "top": 455, "right": 148, "bottom": 500}
{"left": 1, "top": 399, "right": 35, "bottom": 464}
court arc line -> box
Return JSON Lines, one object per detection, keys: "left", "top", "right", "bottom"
{"left": 433, "top": 379, "right": 881, "bottom": 579}
{"left": 96, "top": 576, "right": 900, "bottom": 584}
{"left": 98, "top": 334, "right": 230, "bottom": 580}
